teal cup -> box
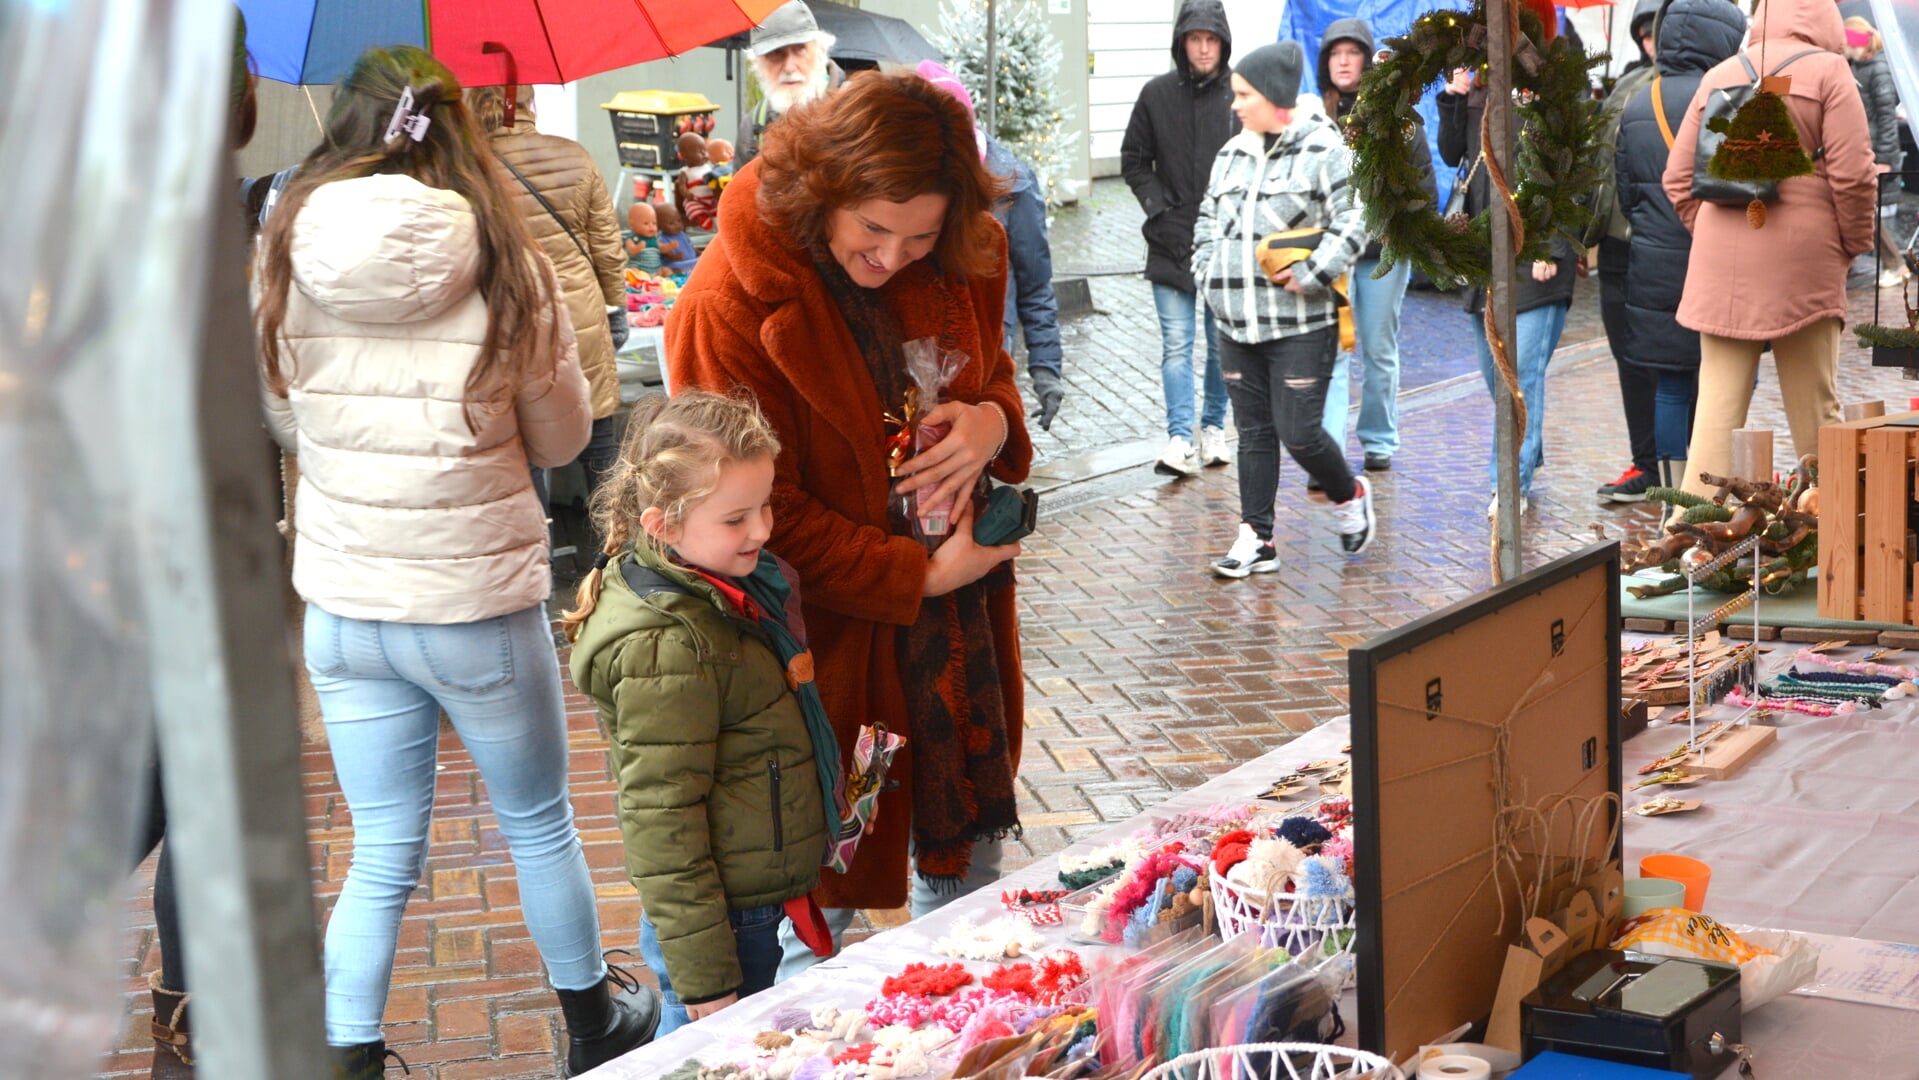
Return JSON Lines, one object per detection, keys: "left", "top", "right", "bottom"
{"left": 1623, "top": 877, "right": 1686, "bottom": 919}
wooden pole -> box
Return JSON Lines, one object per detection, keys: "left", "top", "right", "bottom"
{"left": 985, "top": 0, "right": 998, "bottom": 136}
{"left": 1488, "top": 0, "right": 1523, "bottom": 579}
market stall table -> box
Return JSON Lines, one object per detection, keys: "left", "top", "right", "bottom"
{"left": 585, "top": 674, "right": 1919, "bottom": 1077}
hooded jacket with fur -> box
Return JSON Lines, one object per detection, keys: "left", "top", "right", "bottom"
{"left": 1120, "top": 0, "right": 1240, "bottom": 293}
{"left": 261, "top": 173, "right": 589, "bottom": 625}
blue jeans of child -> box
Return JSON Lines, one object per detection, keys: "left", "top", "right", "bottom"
{"left": 1320, "top": 257, "right": 1412, "bottom": 456}
{"left": 774, "top": 838, "right": 1005, "bottom": 981}
{"left": 1153, "top": 283, "right": 1229, "bottom": 440}
{"left": 1654, "top": 370, "right": 1699, "bottom": 463}
{"left": 1473, "top": 302, "right": 1569, "bottom": 497}
{"left": 306, "top": 602, "right": 606, "bottom": 1046}
{"left": 639, "top": 905, "right": 784, "bottom": 1036}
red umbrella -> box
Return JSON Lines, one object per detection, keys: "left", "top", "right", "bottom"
{"left": 242, "top": 0, "right": 789, "bottom": 86}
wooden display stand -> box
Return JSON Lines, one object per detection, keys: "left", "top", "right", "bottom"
{"left": 1679, "top": 724, "right": 1776, "bottom": 779}
{"left": 1818, "top": 410, "right": 1919, "bottom": 623}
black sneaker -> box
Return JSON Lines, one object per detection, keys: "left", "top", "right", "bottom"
{"left": 1333, "top": 477, "right": 1377, "bottom": 554}
{"left": 1211, "top": 524, "right": 1280, "bottom": 578}
{"left": 1364, "top": 452, "right": 1392, "bottom": 472}
{"left": 1597, "top": 465, "right": 1654, "bottom": 503}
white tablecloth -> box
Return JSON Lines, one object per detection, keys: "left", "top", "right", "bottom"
{"left": 587, "top": 676, "right": 1919, "bottom": 1077}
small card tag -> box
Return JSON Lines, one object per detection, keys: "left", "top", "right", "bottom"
{"left": 1635, "top": 797, "right": 1704, "bottom": 816}
{"left": 1760, "top": 74, "right": 1793, "bottom": 95}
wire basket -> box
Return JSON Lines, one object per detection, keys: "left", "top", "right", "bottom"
{"left": 1210, "top": 868, "right": 1356, "bottom": 959}
{"left": 1141, "top": 1042, "right": 1402, "bottom": 1080}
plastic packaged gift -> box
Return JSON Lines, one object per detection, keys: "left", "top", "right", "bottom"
{"left": 887, "top": 338, "right": 971, "bottom": 548}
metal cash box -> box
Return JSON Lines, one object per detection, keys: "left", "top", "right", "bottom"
{"left": 1521, "top": 950, "right": 1742, "bottom": 1080}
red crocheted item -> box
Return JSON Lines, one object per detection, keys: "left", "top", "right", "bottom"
{"left": 984, "top": 963, "right": 1038, "bottom": 997}
{"left": 880, "top": 962, "right": 974, "bottom": 998}
{"left": 1211, "top": 829, "right": 1256, "bottom": 876}
{"left": 833, "top": 1043, "right": 879, "bottom": 1066}
{"left": 1035, "top": 951, "right": 1086, "bottom": 1004}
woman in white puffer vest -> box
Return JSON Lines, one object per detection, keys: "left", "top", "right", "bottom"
{"left": 251, "top": 45, "right": 658, "bottom": 1078}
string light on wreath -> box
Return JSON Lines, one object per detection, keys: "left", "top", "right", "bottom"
{"left": 1342, "top": 1, "right": 1607, "bottom": 290}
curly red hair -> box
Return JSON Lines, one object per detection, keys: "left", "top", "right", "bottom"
{"left": 756, "top": 70, "right": 1008, "bottom": 281}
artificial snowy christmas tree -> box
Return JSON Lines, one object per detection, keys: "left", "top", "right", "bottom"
{"left": 931, "top": 0, "right": 1080, "bottom": 207}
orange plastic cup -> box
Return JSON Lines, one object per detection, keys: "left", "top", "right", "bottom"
{"left": 1640, "top": 854, "right": 1712, "bottom": 911}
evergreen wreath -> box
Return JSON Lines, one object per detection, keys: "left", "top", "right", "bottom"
{"left": 1344, "top": 2, "right": 1607, "bottom": 288}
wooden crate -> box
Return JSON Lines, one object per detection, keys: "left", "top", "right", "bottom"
{"left": 1818, "top": 412, "right": 1919, "bottom": 622}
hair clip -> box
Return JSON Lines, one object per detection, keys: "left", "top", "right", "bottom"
{"left": 384, "top": 86, "right": 431, "bottom": 145}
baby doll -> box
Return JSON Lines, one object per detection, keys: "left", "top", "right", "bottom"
{"left": 674, "top": 131, "right": 721, "bottom": 231}
{"left": 707, "top": 138, "right": 736, "bottom": 187}
{"left": 655, "top": 203, "right": 699, "bottom": 275}
{"left": 623, "top": 202, "right": 662, "bottom": 275}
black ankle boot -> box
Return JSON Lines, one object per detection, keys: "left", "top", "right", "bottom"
{"left": 331, "top": 1040, "right": 408, "bottom": 1079}
{"left": 556, "top": 959, "right": 662, "bottom": 1077}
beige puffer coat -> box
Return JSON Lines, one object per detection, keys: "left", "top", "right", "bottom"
{"left": 490, "top": 118, "right": 627, "bottom": 420}
{"left": 262, "top": 173, "right": 590, "bottom": 625}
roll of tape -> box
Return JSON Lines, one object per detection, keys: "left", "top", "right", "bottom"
{"left": 1419, "top": 1054, "right": 1492, "bottom": 1080}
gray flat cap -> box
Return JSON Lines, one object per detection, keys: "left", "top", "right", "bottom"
{"left": 751, "top": 1, "right": 824, "bottom": 57}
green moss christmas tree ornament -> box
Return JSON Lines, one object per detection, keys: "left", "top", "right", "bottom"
{"left": 1705, "top": 89, "right": 1814, "bottom": 183}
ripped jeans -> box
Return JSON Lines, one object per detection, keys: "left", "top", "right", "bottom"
{"left": 1219, "top": 326, "right": 1355, "bottom": 539}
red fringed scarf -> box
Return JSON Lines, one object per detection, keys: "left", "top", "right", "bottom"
{"left": 811, "top": 247, "right": 1020, "bottom": 888}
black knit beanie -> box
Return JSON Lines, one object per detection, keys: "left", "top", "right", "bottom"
{"left": 1236, "top": 41, "right": 1304, "bottom": 109}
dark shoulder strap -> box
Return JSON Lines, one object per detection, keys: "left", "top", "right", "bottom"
{"left": 620, "top": 560, "right": 694, "bottom": 600}
{"left": 500, "top": 156, "right": 591, "bottom": 262}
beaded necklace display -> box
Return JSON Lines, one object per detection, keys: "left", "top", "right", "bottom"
{"left": 1761, "top": 668, "right": 1891, "bottom": 706}
{"left": 1792, "top": 649, "right": 1919, "bottom": 694}
{"left": 1726, "top": 687, "right": 1858, "bottom": 717}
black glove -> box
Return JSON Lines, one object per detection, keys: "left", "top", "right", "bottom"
{"left": 608, "top": 308, "right": 629, "bottom": 351}
{"left": 1030, "top": 367, "right": 1064, "bottom": 432}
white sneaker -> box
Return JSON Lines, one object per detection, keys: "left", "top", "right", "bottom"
{"left": 1333, "top": 477, "right": 1377, "bottom": 554}
{"left": 1211, "top": 523, "right": 1280, "bottom": 578}
{"left": 1881, "top": 267, "right": 1912, "bottom": 290}
{"left": 1155, "top": 435, "right": 1201, "bottom": 477}
{"left": 1486, "top": 493, "right": 1532, "bottom": 517}
{"left": 1197, "top": 426, "right": 1232, "bottom": 467}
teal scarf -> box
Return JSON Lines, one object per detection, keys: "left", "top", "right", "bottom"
{"left": 734, "top": 554, "right": 848, "bottom": 847}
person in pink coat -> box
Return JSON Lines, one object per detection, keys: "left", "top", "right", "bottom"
{"left": 1662, "top": 0, "right": 1877, "bottom": 498}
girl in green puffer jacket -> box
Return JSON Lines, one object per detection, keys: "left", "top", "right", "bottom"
{"left": 563, "top": 392, "right": 831, "bottom": 1035}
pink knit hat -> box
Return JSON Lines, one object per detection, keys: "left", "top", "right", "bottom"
{"left": 917, "top": 60, "right": 987, "bottom": 161}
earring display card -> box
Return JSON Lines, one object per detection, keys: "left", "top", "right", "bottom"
{"left": 1349, "top": 542, "right": 1624, "bottom": 1064}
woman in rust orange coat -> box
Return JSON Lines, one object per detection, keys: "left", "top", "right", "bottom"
{"left": 665, "top": 71, "right": 1032, "bottom": 977}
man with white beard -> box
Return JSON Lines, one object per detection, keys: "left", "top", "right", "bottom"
{"left": 736, "top": 1, "right": 844, "bottom": 167}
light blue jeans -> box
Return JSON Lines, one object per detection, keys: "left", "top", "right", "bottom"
{"left": 306, "top": 602, "right": 606, "bottom": 1046}
{"left": 1473, "top": 302, "right": 1570, "bottom": 497}
{"left": 1321, "top": 257, "right": 1412, "bottom": 457}
{"left": 1153, "top": 283, "right": 1229, "bottom": 440}
{"left": 774, "top": 838, "right": 1005, "bottom": 981}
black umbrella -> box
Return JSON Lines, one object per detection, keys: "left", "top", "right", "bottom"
{"left": 708, "top": 0, "right": 943, "bottom": 66}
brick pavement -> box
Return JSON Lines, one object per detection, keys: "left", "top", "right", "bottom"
{"left": 105, "top": 274, "right": 1915, "bottom": 1074}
